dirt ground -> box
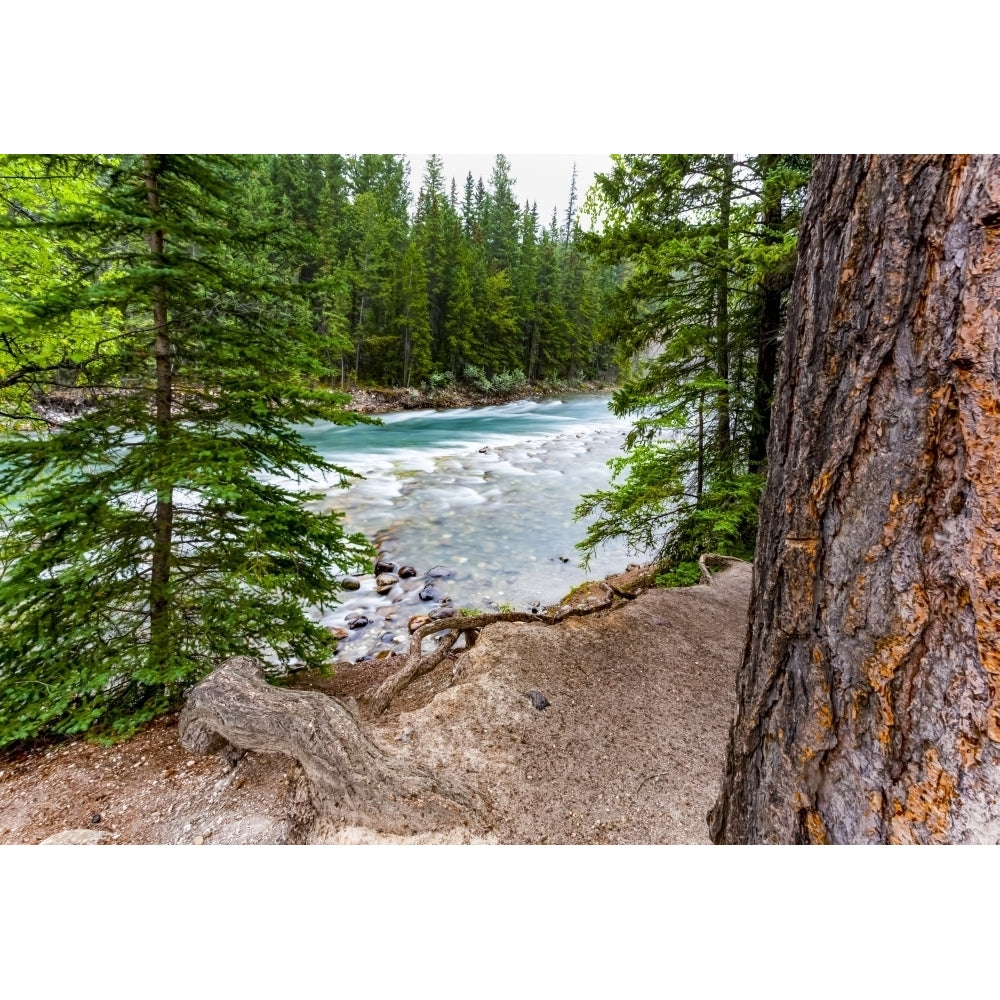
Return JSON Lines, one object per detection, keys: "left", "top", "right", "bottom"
{"left": 0, "top": 562, "right": 751, "bottom": 845}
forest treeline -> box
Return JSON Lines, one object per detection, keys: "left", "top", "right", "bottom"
{"left": 0, "top": 154, "right": 615, "bottom": 411}
{"left": 257, "top": 153, "right": 616, "bottom": 389}
{"left": 576, "top": 154, "right": 811, "bottom": 577}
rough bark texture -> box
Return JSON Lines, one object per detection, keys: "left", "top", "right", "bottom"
{"left": 179, "top": 657, "right": 483, "bottom": 841}
{"left": 711, "top": 155, "right": 1000, "bottom": 844}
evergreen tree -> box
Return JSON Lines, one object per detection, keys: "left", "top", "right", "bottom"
{"left": 0, "top": 156, "right": 121, "bottom": 423}
{"left": 0, "top": 155, "right": 372, "bottom": 748}
{"left": 396, "top": 240, "right": 432, "bottom": 387}
{"left": 486, "top": 155, "right": 521, "bottom": 274}
{"left": 576, "top": 154, "right": 810, "bottom": 568}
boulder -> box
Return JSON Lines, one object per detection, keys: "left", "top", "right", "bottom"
{"left": 327, "top": 626, "right": 349, "bottom": 640}
{"left": 424, "top": 565, "right": 454, "bottom": 579}
{"left": 408, "top": 615, "right": 431, "bottom": 633}
{"left": 375, "top": 573, "right": 400, "bottom": 595}
{"left": 418, "top": 584, "right": 444, "bottom": 602}
{"left": 340, "top": 577, "right": 361, "bottom": 591}
{"left": 374, "top": 558, "right": 397, "bottom": 575}
{"left": 397, "top": 565, "right": 418, "bottom": 579}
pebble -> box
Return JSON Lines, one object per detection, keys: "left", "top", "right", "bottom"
{"left": 525, "top": 690, "right": 551, "bottom": 711}
{"left": 425, "top": 565, "right": 454, "bottom": 579}
{"left": 193, "top": 836, "right": 204, "bottom": 846}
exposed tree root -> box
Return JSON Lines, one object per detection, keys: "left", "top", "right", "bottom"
{"left": 698, "top": 553, "right": 750, "bottom": 586}
{"left": 370, "top": 582, "right": 638, "bottom": 716}
{"left": 179, "top": 656, "right": 483, "bottom": 841}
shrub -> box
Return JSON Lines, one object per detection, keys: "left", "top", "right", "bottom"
{"left": 655, "top": 561, "right": 703, "bottom": 588}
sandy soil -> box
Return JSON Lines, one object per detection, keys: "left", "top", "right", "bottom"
{"left": 0, "top": 562, "right": 751, "bottom": 845}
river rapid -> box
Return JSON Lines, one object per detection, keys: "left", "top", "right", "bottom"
{"left": 289, "top": 393, "right": 649, "bottom": 660}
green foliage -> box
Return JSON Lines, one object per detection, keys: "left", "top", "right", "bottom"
{"left": 266, "top": 155, "right": 615, "bottom": 389}
{"left": 460, "top": 364, "right": 526, "bottom": 395}
{"left": 655, "top": 561, "right": 702, "bottom": 588}
{"left": 490, "top": 368, "right": 526, "bottom": 394}
{"left": 0, "top": 155, "right": 374, "bottom": 749}
{"left": 576, "top": 154, "right": 810, "bottom": 566}
{"left": 423, "top": 370, "right": 456, "bottom": 389}
{"left": 462, "top": 363, "right": 492, "bottom": 392}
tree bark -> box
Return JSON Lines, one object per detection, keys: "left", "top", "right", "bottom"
{"left": 711, "top": 155, "right": 1000, "bottom": 844}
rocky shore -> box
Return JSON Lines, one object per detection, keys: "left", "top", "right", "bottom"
{"left": 345, "top": 379, "right": 612, "bottom": 415}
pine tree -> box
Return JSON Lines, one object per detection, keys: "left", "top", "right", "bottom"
{"left": 0, "top": 155, "right": 372, "bottom": 748}
{"left": 0, "top": 155, "right": 119, "bottom": 424}
{"left": 396, "top": 240, "right": 432, "bottom": 387}
{"left": 575, "top": 154, "right": 810, "bottom": 568}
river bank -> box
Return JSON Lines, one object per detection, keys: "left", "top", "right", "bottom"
{"left": 0, "top": 561, "right": 750, "bottom": 844}
{"left": 345, "top": 378, "right": 614, "bottom": 415}
{"left": 26, "top": 378, "right": 615, "bottom": 426}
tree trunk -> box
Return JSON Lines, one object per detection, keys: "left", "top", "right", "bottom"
{"left": 714, "top": 154, "right": 733, "bottom": 462}
{"left": 748, "top": 154, "right": 785, "bottom": 473}
{"left": 711, "top": 155, "right": 1000, "bottom": 844}
{"left": 144, "top": 155, "right": 174, "bottom": 664}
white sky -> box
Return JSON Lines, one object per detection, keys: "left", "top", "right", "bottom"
{"left": 407, "top": 154, "right": 612, "bottom": 230}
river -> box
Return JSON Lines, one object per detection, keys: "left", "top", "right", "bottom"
{"left": 289, "top": 393, "right": 649, "bottom": 659}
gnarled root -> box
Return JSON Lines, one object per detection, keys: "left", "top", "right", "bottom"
{"left": 698, "top": 553, "right": 750, "bottom": 586}
{"left": 370, "top": 587, "right": 635, "bottom": 717}
{"left": 179, "top": 656, "right": 483, "bottom": 841}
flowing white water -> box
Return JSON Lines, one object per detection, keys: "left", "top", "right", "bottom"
{"left": 290, "top": 393, "right": 650, "bottom": 659}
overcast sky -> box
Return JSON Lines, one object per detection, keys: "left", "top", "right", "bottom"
{"left": 407, "top": 154, "right": 612, "bottom": 230}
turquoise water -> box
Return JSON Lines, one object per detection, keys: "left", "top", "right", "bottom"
{"left": 287, "top": 394, "right": 651, "bottom": 658}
